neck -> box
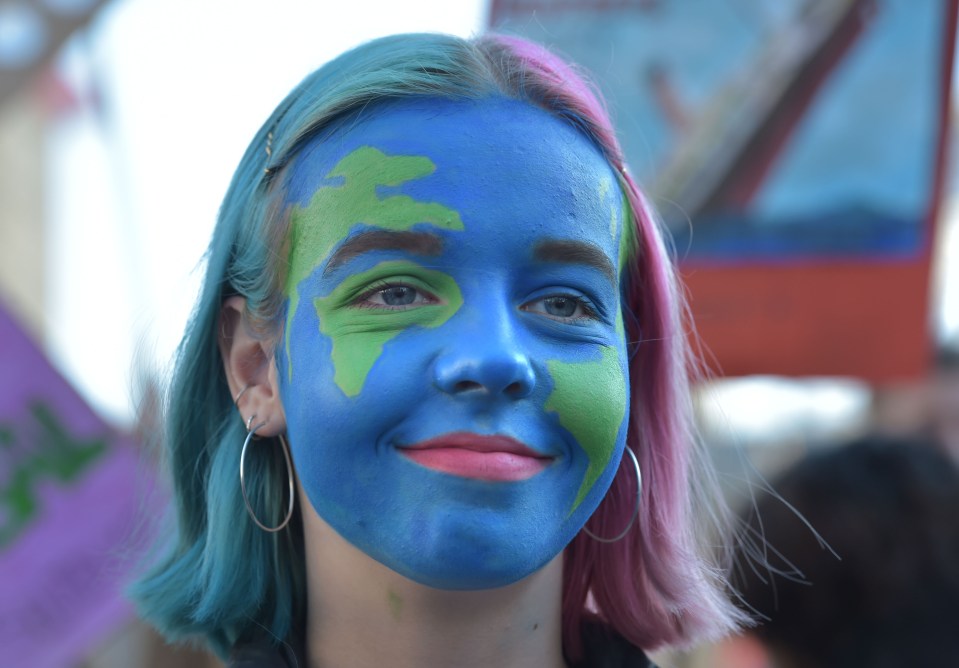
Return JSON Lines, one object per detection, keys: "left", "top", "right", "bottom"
{"left": 299, "top": 507, "right": 567, "bottom": 668}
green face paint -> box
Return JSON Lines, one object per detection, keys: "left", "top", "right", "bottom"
{"left": 540, "top": 180, "right": 630, "bottom": 513}
{"left": 618, "top": 193, "right": 635, "bottom": 275}
{"left": 314, "top": 261, "right": 463, "bottom": 397}
{"left": 284, "top": 146, "right": 465, "bottom": 375}
{"left": 599, "top": 177, "right": 617, "bottom": 240}
{"left": 545, "top": 343, "right": 628, "bottom": 511}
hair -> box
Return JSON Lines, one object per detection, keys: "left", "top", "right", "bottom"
{"left": 735, "top": 435, "right": 959, "bottom": 668}
{"left": 934, "top": 344, "right": 959, "bottom": 371}
{"left": 130, "top": 32, "right": 745, "bottom": 660}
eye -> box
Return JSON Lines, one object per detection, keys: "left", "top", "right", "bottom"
{"left": 354, "top": 282, "right": 437, "bottom": 309}
{"left": 522, "top": 295, "right": 597, "bottom": 322}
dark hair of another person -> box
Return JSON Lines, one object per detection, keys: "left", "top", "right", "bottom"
{"left": 736, "top": 435, "right": 959, "bottom": 668}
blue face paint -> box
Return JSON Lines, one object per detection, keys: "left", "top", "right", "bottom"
{"left": 280, "top": 96, "right": 629, "bottom": 589}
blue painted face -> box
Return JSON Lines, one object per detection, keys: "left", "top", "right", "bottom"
{"left": 279, "top": 96, "right": 630, "bottom": 589}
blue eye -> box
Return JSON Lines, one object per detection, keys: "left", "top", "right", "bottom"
{"left": 354, "top": 282, "right": 437, "bottom": 309}
{"left": 380, "top": 286, "right": 417, "bottom": 306}
{"left": 522, "top": 294, "right": 597, "bottom": 322}
{"left": 543, "top": 296, "right": 577, "bottom": 318}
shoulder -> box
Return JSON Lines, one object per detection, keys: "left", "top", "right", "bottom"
{"left": 574, "top": 620, "right": 658, "bottom": 668}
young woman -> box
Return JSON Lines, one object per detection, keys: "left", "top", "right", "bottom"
{"left": 131, "top": 32, "right": 744, "bottom": 667}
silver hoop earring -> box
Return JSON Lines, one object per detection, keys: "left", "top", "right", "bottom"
{"left": 234, "top": 384, "right": 251, "bottom": 407}
{"left": 240, "top": 416, "right": 295, "bottom": 533}
{"left": 582, "top": 445, "right": 642, "bottom": 544}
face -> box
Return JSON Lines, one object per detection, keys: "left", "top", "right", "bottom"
{"left": 278, "top": 96, "right": 630, "bottom": 589}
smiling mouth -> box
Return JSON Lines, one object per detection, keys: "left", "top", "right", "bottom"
{"left": 397, "top": 432, "right": 553, "bottom": 481}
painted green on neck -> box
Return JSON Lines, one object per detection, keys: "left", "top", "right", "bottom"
{"left": 545, "top": 341, "right": 627, "bottom": 512}
{"left": 315, "top": 261, "right": 463, "bottom": 397}
{"left": 284, "top": 146, "right": 465, "bottom": 376}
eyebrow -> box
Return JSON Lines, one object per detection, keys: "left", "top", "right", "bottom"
{"left": 533, "top": 239, "right": 615, "bottom": 283}
{"left": 324, "top": 229, "right": 443, "bottom": 274}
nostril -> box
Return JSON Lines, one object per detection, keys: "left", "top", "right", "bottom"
{"left": 504, "top": 381, "right": 526, "bottom": 397}
{"left": 434, "top": 353, "right": 536, "bottom": 397}
{"left": 454, "top": 380, "right": 483, "bottom": 393}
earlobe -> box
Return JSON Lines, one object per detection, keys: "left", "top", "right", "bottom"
{"left": 219, "top": 296, "right": 287, "bottom": 437}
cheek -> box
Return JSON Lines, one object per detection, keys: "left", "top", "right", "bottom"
{"left": 545, "top": 342, "right": 628, "bottom": 511}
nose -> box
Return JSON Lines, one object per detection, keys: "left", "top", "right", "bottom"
{"left": 433, "top": 342, "right": 537, "bottom": 399}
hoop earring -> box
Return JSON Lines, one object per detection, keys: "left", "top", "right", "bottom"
{"left": 240, "top": 415, "right": 295, "bottom": 533}
{"left": 582, "top": 445, "right": 642, "bottom": 544}
{"left": 234, "top": 385, "right": 252, "bottom": 429}
{"left": 234, "top": 384, "right": 251, "bottom": 408}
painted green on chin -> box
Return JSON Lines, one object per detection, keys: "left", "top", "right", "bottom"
{"left": 315, "top": 262, "right": 463, "bottom": 397}
{"left": 545, "top": 340, "right": 627, "bottom": 512}
{"left": 285, "top": 146, "right": 465, "bottom": 377}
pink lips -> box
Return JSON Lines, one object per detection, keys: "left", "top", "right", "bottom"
{"left": 398, "top": 432, "right": 552, "bottom": 481}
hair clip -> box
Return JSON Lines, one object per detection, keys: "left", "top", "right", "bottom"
{"left": 263, "top": 132, "right": 276, "bottom": 176}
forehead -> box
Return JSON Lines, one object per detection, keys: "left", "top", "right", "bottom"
{"left": 284, "top": 96, "right": 622, "bottom": 259}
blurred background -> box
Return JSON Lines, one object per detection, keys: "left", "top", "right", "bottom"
{"left": 1, "top": 0, "right": 957, "bottom": 666}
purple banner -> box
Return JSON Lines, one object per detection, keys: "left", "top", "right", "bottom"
{"left": 0, "top": 301, "right": 149, "bottom": 667}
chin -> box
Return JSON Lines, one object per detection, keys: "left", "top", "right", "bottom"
{"left": 363, "top": 513, "right": 574, "bottom": 591}
{"left": 385, "top": 552, "right": 556, "bottom": 591}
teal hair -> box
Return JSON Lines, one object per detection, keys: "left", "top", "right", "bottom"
{"left": 130, "top": 32, "right": 743, "bottom": 659}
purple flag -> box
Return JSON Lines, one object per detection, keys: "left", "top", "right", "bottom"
{"left": 0, "top": 300, "right": 150, "bottom": 667}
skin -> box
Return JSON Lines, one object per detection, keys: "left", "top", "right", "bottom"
{"left": 277, "top": 96, "right": 630, "bottom": 595}
{"left": 314, "top": 261, "right": 464, "bottom": 396}
{"left": 284, "top": 146, "right": 464, "bottom": 376}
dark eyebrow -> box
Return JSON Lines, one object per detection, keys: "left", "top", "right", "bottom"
{"left": 324, "top": 229, "right": 443, "bottom": 274}
{"left": 533, "top": 239, "right": 615, "bottom": 283}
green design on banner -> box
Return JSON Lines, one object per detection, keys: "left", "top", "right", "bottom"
{"left": 285, "top": 146, "right": 465, "bottom": 376}
{"left": 546, "top": 345, "right": 627, "bottom": 512}
{"left": 0, "top": 402, "right": 107, "bottom": 548}
{"left": 315, "top": 261, "right": 464, "bottom": 396}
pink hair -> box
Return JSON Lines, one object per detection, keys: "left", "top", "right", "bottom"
{"left": 481, "top": 35, "right": 745, "bottom": 659}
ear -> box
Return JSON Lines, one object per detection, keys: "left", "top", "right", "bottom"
{"left": 219, "top": 295, "right": 287, "bottom": 437}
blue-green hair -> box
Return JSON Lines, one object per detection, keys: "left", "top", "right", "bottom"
{"left": 130, "top": 31, "right": 744, "bottom": 660}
